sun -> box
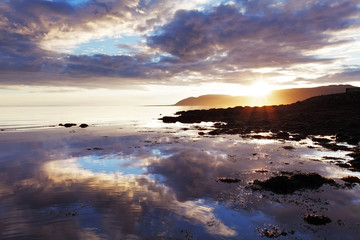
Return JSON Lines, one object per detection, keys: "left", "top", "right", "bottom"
{"left": 245, "top": 81, "right": 272, "bottom": 97}
{"left": 195, "top": 82, "right": 273, "bottom": 98}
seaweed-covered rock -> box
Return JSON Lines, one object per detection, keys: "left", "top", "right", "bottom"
{"left": 253, "top": 173, "right": 335, "bottom": 194}
{"left": 304, "top": 214, "right": 332, "bottom": 225}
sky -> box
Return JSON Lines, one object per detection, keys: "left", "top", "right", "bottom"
{"left": 0, "top": 0, "right": 359, "bottom": 106}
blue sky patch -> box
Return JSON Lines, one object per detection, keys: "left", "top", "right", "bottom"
{"left": 73, "top": 36, "right": 142, "bottom": 55}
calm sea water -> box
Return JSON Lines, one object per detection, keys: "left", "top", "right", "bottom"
{"left": 0, "top": 105, "right": 183, "bottom": 130}
{"left": 0, "top": 106, "right": 360, "bottom": 239}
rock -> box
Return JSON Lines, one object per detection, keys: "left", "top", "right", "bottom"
{"left": 258, "top": 226, "right": 289, "bottom": 238}
{"left": 79, "top": 123, "right": 89, "bottom": 128}
{"left": 347, "top": 148, "right": 360, "bottom": 171}
{"left": 283, "top": 145, "right": 295, "bottom": 150}
{"left": 340, "top": 176, "right": 360, "bottom": 184}
{"left": 320, "top": 143, "right": 351, "bottom": 151}
{"left": 276, "top": 131, "right": 290, "bottom": 140}
{"left": 59, "top": 123, "right": 77, "bottom": 128}
{"left": 217, "top": 177, "right": 241, "bottom": 183}
{"left": 291, "top": 133, "right": 307, "bottom": 141}
{"left": 304, "top": 214, "right": 331, "bottom": 225}
{"left": 312, "top": 137, "right": 331, "bottom": 144}
{"left": 252, "top": 173, "right": 335, "bottom": 194}
{"left": 163, "top": 92, "right": 360, "bottom": 145}
{"left": 92, "top": 147, "right": 104, "bottom": 151}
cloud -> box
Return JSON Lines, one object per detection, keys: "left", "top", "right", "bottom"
{"left": 148, "top": 1, "right": 358, "bottom": 65}
{"left": 0, "top": 0, "right": 205, "bottom": 87}
{"left": 294, "top": 67, "right": 360, "bottom": 84}
{"left": 0, "top": 0, "right": 359, "bottom": 88}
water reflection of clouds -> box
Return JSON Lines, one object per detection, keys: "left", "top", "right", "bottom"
{"left": 2, "top": 128, "right": 360, "bottom": 239}
{"left": 44, "top": 157, "right": 238, "bottom": 238}
{"left": 75, "top": 154, "right": 146, "bottom": 175}
{"left": 148, "top": 150, "right": 238, "bottom": 201}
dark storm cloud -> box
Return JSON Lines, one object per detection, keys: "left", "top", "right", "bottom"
{"left": 0, "top": 0, "right": 359, "bottom": 87}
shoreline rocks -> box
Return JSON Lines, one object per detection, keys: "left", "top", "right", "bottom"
{"left": 252, "top": 172, "right": 336, "bottom": 194}
{"left": 162, "top": 93, "right": 360, "bottom": 145}
{"left": 59, "top": 123, "right": 89, "bottom": 128}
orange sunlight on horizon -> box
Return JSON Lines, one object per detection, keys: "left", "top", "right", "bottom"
{"left": 238, "top": 81, "right": 273, "bottom": 107}
{"left": 246, "top": 81, "right": 272, "bottom": 97}
{"left": 224, "top": 81, "right": 273, "bottom": 98}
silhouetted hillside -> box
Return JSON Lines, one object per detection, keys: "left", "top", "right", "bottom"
{"left": 175, "top": 95, "right": 250, "bottom": 107}
{"left": 175, "top": 85, "right": 358, "bottom": 107}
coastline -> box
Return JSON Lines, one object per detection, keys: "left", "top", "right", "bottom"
{"left": 162, "top": 92, "right": 360, "bottom": 171}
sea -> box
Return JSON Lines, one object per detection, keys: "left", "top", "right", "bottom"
{"left": 0, "top": 105, "right": 359, "bottom": 239}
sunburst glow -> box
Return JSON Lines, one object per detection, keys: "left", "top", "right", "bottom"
{"left": 245, "top": 82, "right": 272, "bottom": 97}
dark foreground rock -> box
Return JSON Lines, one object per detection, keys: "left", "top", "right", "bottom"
{"left": 252, "top": 173, "right": 335, "bottom": 194}
{"left": 79, "top": 123, "right": 89, "bottom": 128}
{"left": 304, "top": 214, "right": 332, "bottom": 225}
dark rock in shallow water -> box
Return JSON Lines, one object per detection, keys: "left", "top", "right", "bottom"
{"left": 276, "top": 131, "right": 290, "bottom": 140}
{"left": 59, "top": 123, "right": 77, "bottom": 128}
{"left": 252, "top": 173, "right": 335, "bottom": 194}
{"left": 340, "top": 176, "right": 360, "bottom": 184}
{"left": 312, "top": 137, "right": 332, "bottom": 144}
{"left": 257, "top": 226, "right": 290, "bottom": 238}
{"left": 79, "top": 123, "right": 89, "bottom": 128}
{"left": 92, "top": 147, "right": 104, "bottom": 151}
{"left": 217, "top": 177, "right": 241, "bottom": 183}
{"left": 347, "top": 147, "right": 360, "bottom": 171}
{"left": 320, "top": 143, "right": 351, "bottom": 151}
{"left": 283, "top": 145, "right": 295, "bottom": 150}
{"left": 304, "top": 214, "right": 332, "bottom": 225}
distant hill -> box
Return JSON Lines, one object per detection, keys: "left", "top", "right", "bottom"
{"left": 175, "top": 85, "right": 359, "bottom": 107}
